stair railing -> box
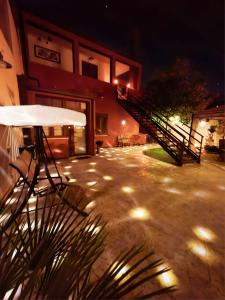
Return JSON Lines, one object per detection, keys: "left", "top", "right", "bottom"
{"left": 128, "top": 93, "right": 203, "bottom": 161}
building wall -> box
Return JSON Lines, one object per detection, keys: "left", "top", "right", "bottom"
{"left": 22, "top": 12, "right": 143, "bottom": 153}
{"left": 0, "top": 0, "right": 24, "bottom": 200}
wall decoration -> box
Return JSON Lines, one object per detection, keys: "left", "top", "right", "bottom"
{"left": 34, "top": 45, "right": 61, "bottom": 64}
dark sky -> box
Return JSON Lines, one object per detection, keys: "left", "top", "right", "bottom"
{"left": 17, "top": 0, "right": 224, "bottom": 93}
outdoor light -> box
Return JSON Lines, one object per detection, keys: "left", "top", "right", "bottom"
{"left": 166, "top": 187, "right": 182, "bottom": 194}
{"left": 187, "top": 240, "right": 218, "bottom": 264}
{"left": 103, "top": 175, "right": 113, "bottom": 180}
{"left": 86, "top": 181, "right": 97, "bottom": 186}
{"left": 63, "top": 171, "right": 71, "bottom": 175}
{"left": 156, "top": 264, "right": 178, "bottom": 288}
{"left": 6, "top": 197, "right": 17, "bottom": 205}
{"left": 86, "top": 201, "right": 96, "bottom": 209}
{"left": 121, "top": 120, "right": 126, "bottom": 126}
{"left": 121, "top": 186, "right": 134, "bottom": 193}
{"left": 126, "top": 82, "right": 131, "bottom": 88}
{"left": 86, "top": 224, "right": 101, "bottom": 235}
{"left": 129, "top": 207, "right": 150, "bottom": 220}
{"left": 199, "top": 120, "right": 206, "bottom": 128}
{"left": 192, "top": 226, "right": 217, "bottom": 242}
{"left": 218, "top": 185, "right": 225, "bottom": 190}
{"left": 87, "top": 169, "right": 96, "bottom": 172}
{"left": 0, "top": 51, "right": 12, "bottom": 69}
{"left": 28, "top": 196, "right": 37, "bottom": 203}
{"left": 114, "top": 78, "right": 119, "bottom": 84}
{"left": 0, "top": 213, "right": 10, "bottom": 223}
{"left": 69, "top": 178, "right": 77, "bottom": 183}
{"left": 169, "top": 115, "right": 180, "bottom": 125}
{"left": 110, "top": 262, "right": 131, "bottom": 284}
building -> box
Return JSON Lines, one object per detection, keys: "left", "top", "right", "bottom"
{"left": 18, "top": 11, "right": 145, "bottom": 158}
{"left": 193, "top": 96, "right": 225, "bottom": 159}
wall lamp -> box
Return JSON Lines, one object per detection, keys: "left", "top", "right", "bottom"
{"left": 0, "top": 51, "right": 12, "bottom": 69}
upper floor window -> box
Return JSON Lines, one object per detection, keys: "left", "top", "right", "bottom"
{"left": 79, "top": 46, "right": 110, "bottom": 83}
{"left": 115, "top": 61, "right": 138, "bottom": 90}
{"left": 27, "top": 24, "right": 73, "bottom": 72}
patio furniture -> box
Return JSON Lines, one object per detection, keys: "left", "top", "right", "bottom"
{"left": 0, "top": 105, "right": 87, "bottom": 231}
{"left": 117, "top": 136, "right": 130, "bottom": 147}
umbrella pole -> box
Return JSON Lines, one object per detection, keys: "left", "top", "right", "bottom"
{"left": 35, "top": 126, "right": 57, "bottom": 191}
{"left": 35, "top": 127, "right": 88, "bottom": 217}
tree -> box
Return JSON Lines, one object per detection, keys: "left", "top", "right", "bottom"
{"left": 144, "top": 58, "right": 211, "bottom": 123}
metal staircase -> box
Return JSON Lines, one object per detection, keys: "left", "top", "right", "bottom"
{"left": 118, "top": 94, "right": 203, "bottom": 166}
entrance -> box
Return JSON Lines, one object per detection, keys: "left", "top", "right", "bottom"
{"left": 35, "top": 94, "right": 88, "bottom": 158}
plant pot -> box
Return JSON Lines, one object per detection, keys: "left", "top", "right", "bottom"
{"left": 96, "top": 140, "right": 103, "bottom": 154}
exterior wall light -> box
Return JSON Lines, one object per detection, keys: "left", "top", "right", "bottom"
{"left": 126, "top": 83, "right": 131, "bottom": 88}
{"left": 0, "top": 51, "right": 12, "bottom": 69}
{"left": 114, "top": 78, "right": 119, "bottom": 84}
{"left": 121, "top": 120, "right": 126, "bottom": 126}
{"left": 199, "top": 120, "right": 206, "bottom": 128}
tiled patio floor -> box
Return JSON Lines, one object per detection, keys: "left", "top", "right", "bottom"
{"left": 59, "top": 144, "right": 225, "bottom": 299}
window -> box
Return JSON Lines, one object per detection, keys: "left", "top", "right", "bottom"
{"left": 115, "top": 61, "right": 139, "bottom": 89}
{"left": 82, "top": 61, "right": 98, "bottom": 79}
{"left": 79, "top": 46, "right": 111, "bottom": 83}
{"left": 96, "top": 114, "right": 108, "bottom": 135}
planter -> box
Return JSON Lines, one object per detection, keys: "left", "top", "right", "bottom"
{"left": 96, "top": 140, "right": 103, "bottom": 154}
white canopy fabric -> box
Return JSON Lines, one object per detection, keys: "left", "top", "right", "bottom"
{"left": 0, "top": 105, "right": 86, "bottom": 127}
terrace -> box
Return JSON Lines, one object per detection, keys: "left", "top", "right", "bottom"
{"left": 52, "top": 144, "right": 224, "bottom": 299}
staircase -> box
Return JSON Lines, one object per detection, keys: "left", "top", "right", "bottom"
{"left": 118, "top": 94, "right": 203, "bottom": 166}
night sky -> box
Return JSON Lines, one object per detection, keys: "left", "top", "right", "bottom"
{"left": 17, "top": 0, "right": 224, "bottom": 94}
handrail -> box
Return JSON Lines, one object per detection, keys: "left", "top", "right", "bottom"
{"left": 129, "top": 92, "right": 204, "bottom": 148}
{"left": 129, "top": 96, "right": 186, "bottom": 140}
{"left": 175, "top": 124, "right": 201, "bottom": 144}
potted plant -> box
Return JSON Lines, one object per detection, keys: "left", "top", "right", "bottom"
{"left": 96, "top": 140, "right": 103, "bottom": 154}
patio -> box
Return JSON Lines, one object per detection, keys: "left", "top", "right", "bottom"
{"left": 58, "top": 144, "right": 225, "bottom": 299}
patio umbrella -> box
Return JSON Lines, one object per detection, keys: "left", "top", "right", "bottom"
{"left": 0, "top": 105, "right": 87, "bottom": 227}
{"left": 0, "top": 105, "right": 86, "bottom": 127}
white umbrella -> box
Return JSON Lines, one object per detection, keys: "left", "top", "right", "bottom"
{"left": 0, "top": 105, "right": 86, "bottom": 127}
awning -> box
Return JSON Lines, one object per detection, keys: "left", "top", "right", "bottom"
{"left": 0, "top": 105, "right": 86, "bottom": 127}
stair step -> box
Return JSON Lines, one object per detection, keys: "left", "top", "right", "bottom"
{"left": 118, "top": 98, "right": 202, "bottom": 166}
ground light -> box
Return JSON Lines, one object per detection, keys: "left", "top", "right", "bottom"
{"left": 192, "top": 226, "right": 217, "bottom": 242}
{"left": 110, "top": 262, "right": 131, "bottom": 284}
{"left": 193, "top": 191, "right": 208, "bottom": 197}
{"left": 13, "top": 186, "right": 22, "bottom": 192}
{"left": 86, "top": 224, "right": 101, "bottom": 235}
{"left": 87, "top": 169, "right": 96, "bottom": 172}
{"left": 85, "top": 201, "right": 96, "bottom": 209}
{"left": 69, "top": 178, "right": 77, "bottom": 183}
{"left": 6, "top": 197, "right": 17, "bottom": 205}
{"left": 0, "top": 212, "right": 10, "bottom": 223}
{"left": 218, "top": 185, "right": 225, "bottom": 190}
{"left": 63, "top": 172, "right": 71, "bottom": 175}
{"left": 166, "top": 187, "right": 182, "bottom": 194}
{"left": 89, "top": 162, "right": 97, "bottom": 165}
{"left": 187, "top": 240, "right": 219, "bottom": 264}
{"left": 161, "top": 177, "right": 172, "bottom": 183}
{"left": 86, "top": 181, "right": 97, "bottom": 186}
{"left": 129, "top": 207, "right": 150, "bottom": 220}
{"left": 156, "top": 264, "right": 178, "bottom": 288}
{"left": 121, "top": 186, "right": 134, "bottom": 193}
{"left": 28, "top": 196, "right": 37, "bottom": 203}
{"left": 103, "top": 175, "right": 113, "bottom": 181}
